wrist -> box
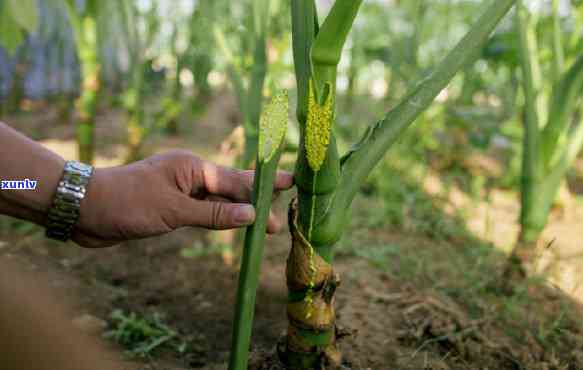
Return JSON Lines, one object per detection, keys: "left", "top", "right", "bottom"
{"left": 76, "top": 167, "right": 108, "bottom": 236}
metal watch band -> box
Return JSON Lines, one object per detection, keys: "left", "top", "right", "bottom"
{"left": 45, "top": 160, "right": 94, "bottom": 242}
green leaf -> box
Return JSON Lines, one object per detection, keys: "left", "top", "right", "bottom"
{"left": 336, "top": 0, "right": 515, "bottom": 210}
{"left": 258, "top": 90, "right": 288, "bottom": 163}
{"left": 541, "top": 54, "right": 583, "bottom": 167}
{"left": 252, "top": 0, "right": 270, "bottom": 36}
{"left": 0, "top": 4, "right": 24, "bottom": 55}
{"left": 311, "top": 0, "right": 363, "bottom": 94}
{"left": 311, "top": 0, "right": 362, "bottom": 66}
{"left": 62, "top": 0, "right": 83, "bottom": 52}
{"left": 290, "top": 0, "right": 318, "bottom": 124}
{"left": 7, "top": 0, "right": 38, "bottom": 33}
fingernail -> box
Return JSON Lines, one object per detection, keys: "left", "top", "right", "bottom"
{"left": 279, "top": 172, "right": 295, "bottom": 188}
{"left": 235, "top": 204, "right": 255, "bottom": 225}
{"left": 269, "top": 219, "right": 282, "bottom": 234}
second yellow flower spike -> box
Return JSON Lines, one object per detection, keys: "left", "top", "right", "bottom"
{"left": 305, "top": 79, "right": 333, "bottom": 172}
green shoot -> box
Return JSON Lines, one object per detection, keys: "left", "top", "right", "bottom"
{"left": 228, "top": 91, "right": 288, "bottom": 370}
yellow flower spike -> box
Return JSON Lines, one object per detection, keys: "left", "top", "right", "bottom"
{"left": 259, "top": 90, "right": 289, "bottom": 163}
{"left": 305, "top": 79, "right": 333, "bottom": 172}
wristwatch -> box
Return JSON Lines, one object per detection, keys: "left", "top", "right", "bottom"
{"left": 45, "top": 160, "right": 94, "bottom": 242}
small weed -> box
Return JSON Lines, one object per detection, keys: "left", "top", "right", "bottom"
{"left": 105, "top": 309, "right": 190, "bottom": 358}
{"left": 0, "top": 218, "right": 42, "bottom": 236}
{"left": 536, "top": 308, "right": 568, "bottom": 346}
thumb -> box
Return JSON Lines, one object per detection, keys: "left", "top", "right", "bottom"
{"left": 181, "top": 199, "right": 256, "bottom": 230}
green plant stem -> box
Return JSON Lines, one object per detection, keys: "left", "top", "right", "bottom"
{"left": 75, "top": 17, "right": 100, "bottom": 164}
{"left": 346, "top": 33, "right": 359, "bottom": 110}
{"left": 214, "top": 0, "right": 271, "bottom": 169}
{"left": 186, "top": 0, "right": 215, "bottom": 102}
{"left": 121, "top": 0, "right": 156, "bottom": 162}
{"left": 512, "top": 2, "right": 583, "bottom": 258}
{"left": 166, "top": 25, "right": 182, "bottom": 135}
{"left": 516, "top": 0, "right": 542, "bottom": 240}
{"left": 284, "top": 1, "right": 516, "bottom": 367}
{"left": 125, "top": 64, "right": 146, "bottom": 163}
{"left": 294, "top": 0, "right": 362, "bottom": 253}
{"left": 228, "top": 108, "right": 286, "bottom": 370}
{"left": 551, "top": 0, "right": 564, "bottom": 83}
{"left": 241, "top": 31, "right": 267, "bottom": 168}
{"left": 522, "top": 8, "right": 547, "bottom": 127}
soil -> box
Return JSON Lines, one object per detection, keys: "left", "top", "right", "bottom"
{"left": 2, "top": 94, "right": 583, "bottom": 370}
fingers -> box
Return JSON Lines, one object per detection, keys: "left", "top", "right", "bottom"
{"left": 181, "top": 199, "right": 256, "bottom": 230}
{"left": 274, "top": 171, "right": 294, "bottom": 191}
{"left": 267, "top": 211, "right": 282, "bottom": 234}
{"left": 181, "top": 197, "right": 283, "bottom": 233}
{"left": 199, "top": 161, "right": 294, "bottom": 202}
{"left": 204, "top": 195, "right": 283, "bottom": 234}
{"left": 190, "top": 160, "right": 292, "bottom": 232}
{"left": 199, "top": 162, "right": 253, "bottom": 202}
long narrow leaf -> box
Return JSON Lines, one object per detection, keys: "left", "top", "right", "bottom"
{"left": 549, "top": 119, "right": 583, "bottom": 181}
{"left": 0, "top": 5, "right": 24, "bottom": 55}
{"left": 291, "top": 0, "right": 318, "bottom": 124}
{"left": 7, "top": 0, "right": 38, "bottom": 33}
{"left": 529, "top": 120, "right": 583, "bottom": 236}
{"left": 335, "top": 0, "right": 515, "bottom": 209}
{"left": 551, "top": 0, "right": 564, "bottom": 82}
{"left": 541, "top": 54, "right": 583, "bottom": 167}
{"left": 523, "top": 7, "right": 547, "bottom": 126}
{"left": 253, "top": 0, "right": 270, "bottom": 37}
{"left": 247, "top": 0, "right": 271, "bottom": 137}
{"left": 311, "top": 0, "right": 363, "bottom": 94}
{"left": 564, "top": 121, "right": 583, "bottom": 165}
{"left": 62, "top": 0, "right": 83, "bottom": 52}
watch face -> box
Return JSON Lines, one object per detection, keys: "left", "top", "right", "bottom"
{"left": 66, "top": 161, "right": 93, "bottom": 175}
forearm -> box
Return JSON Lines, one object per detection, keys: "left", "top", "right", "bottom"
{"left": 0, "top": 121, "right": 66, "bottom": 225}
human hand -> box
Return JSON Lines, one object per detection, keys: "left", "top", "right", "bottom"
{"left": 73, "top": 150, "right": 294, "bottom": 248}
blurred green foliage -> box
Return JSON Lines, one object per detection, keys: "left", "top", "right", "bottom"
{"left": 0, "top": 0, "right": 38, "bottom": 54}
{"left": 0, "top": 0, "right": 581, "bottom": 245}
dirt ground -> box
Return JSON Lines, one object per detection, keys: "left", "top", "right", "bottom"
{"left": 2, "top": 94, "right": 583, "bottom": 370}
